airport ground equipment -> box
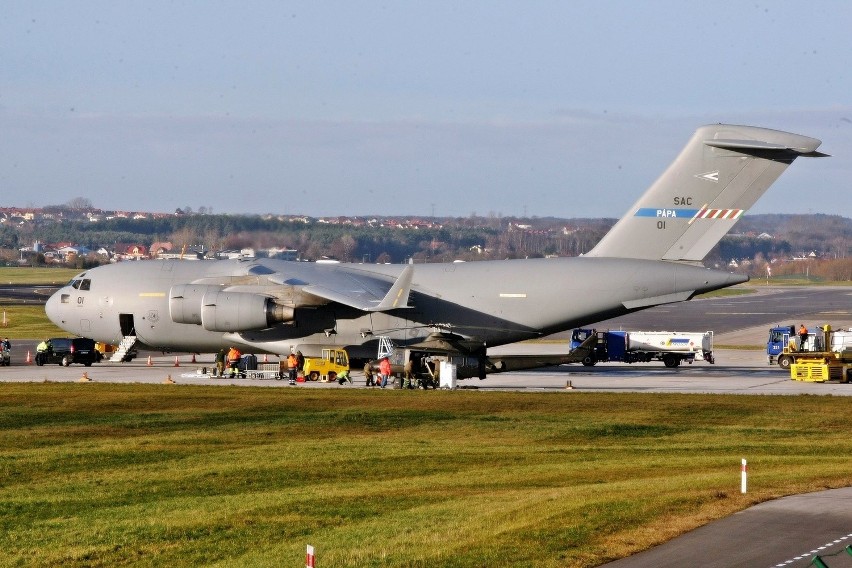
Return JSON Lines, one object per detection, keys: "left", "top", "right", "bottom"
{"left": 96, "top": 339, "right": 139, "bottom": 363}
{"left": 570, "top": 328, "right": 714, "bottom": 368}
{"left": 768, "top": 324, "right": 852, "bottom": 370}
{"left": 790, "top": 353, "right": 852, "bottom": 383}
{"left": 366, "top": 332, "right": 597, "bottom": 386}
{"left": 766, "top": 325, "right": 833, "bottom": 369}
{"left": 244, "top": 362, "right": 281, "bottom": 380}
{"left": 302, "top": 348, "right": 349, "bottom": 382}
{"left": 784, "top": 325, "right": 852, "bottom": 383}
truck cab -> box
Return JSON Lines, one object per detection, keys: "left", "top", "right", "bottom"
{"left": 767, "top": 326, "right": 821, "bottom": 369}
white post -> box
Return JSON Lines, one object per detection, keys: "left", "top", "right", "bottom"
{"left": 306, "top": 544, "right": 315, "bottom": 568}
{"left": 741, "top": 459, "right": 747, "bottom": 493}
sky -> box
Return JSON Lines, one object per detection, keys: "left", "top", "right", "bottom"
{"left": 1, "top": 1, "right": 850, "bottom": 219}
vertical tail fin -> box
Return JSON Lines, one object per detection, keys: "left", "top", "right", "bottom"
{"left": 586, "top": 124, "right": 826, "bottom": 261}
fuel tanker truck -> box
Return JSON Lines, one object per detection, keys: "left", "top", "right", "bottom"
{"left": 570, "top": 329, "right": 714, "bottom": 368}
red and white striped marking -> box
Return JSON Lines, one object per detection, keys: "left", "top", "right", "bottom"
{"left": 306, "top": 544, "right": 315, "bottom": 567}
{"left": 689, "top": 205, "right": 745, "bottom": 224}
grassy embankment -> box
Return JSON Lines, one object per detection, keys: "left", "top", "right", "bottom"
{"left": 0, "top": 385, "right": 850, "bottom": 567}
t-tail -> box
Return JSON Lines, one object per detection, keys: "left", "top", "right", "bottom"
{"left": 587, "top": 124, "right": 827, "bottom": 262}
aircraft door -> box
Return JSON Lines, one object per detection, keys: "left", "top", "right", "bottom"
{"left": 119, "top": 314, "right": 136, "bottom": 336}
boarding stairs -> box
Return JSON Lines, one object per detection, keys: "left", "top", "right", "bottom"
{"left": 110, "top": 335, "right": 138, "bottom": 362}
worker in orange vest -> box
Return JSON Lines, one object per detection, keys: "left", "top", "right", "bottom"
{"left": 287, "top": 352, "right": 298, "bottom": 385}
{"left": 798, "top": 324, "right": 808, "bottom": 352}
{"left": 379, "top": 357, "right": 392, "bottom": 388}
{"left": 227, "top": 346, "right": 242, "bottom": 377}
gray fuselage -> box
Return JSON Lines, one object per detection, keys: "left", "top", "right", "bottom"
{"left": 45, "top": 257, "right": 745, "bottom": 359}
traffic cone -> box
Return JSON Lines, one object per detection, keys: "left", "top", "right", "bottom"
{"left": 25, "top": 350, "right": 32, "bottom": 364}
{"left": 78, "top": 372, "right": 92, "bottom": 382}
{"left": 263, "top": 353, "right": 268, "bottom": 363}
{"left": 174, "top": 356, "right": 180, "bottom": 367}
{"left": 147, "top": 355, "right": 153, "bottom": 366}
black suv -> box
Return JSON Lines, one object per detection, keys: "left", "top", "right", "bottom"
{"left": 36, "top": 337, "right": 99, "bottom": 367}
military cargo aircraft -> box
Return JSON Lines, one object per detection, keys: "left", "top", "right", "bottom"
{"left": 45, "top": 124, "right": 826, "bottom": 376}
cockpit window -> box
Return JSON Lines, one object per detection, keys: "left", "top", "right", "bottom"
{"left": 67, "top": 273, "right": 87, "bottom": 288}
{"left": 68, "top": 276, "right": 91, "bottom": 290}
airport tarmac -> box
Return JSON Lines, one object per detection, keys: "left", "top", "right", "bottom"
{"left": 1, "top": 346, "right": 851, "bottom": 395}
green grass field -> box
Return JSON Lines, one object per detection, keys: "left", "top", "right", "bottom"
{"left": 0, "top": 305, "right": 67, "bottom": 339}
{"left": 1, "top": 385, "right": 850, "bottom": 567}
{"left": 0, "top": 267, "right": 80, "bottom": 285}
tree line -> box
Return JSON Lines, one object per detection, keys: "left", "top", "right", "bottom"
{"left": 0, "top": 211, "right": 848, "bottom": 279}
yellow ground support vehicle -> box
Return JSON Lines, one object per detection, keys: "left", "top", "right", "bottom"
{"left": 303, "top": 348, "right": 349, "bottom": 382}
{"left": 787, "top": 325, "right": 852, "bottom": 383}
{"left": 791, "top": 354, "right": 852, "bottom": 382}
{"left": 95, "top": 342, "right": 115, "bottom": 362}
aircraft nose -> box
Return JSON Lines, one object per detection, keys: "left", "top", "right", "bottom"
{"left": 45, "top": 289, "right": 64, "bottom": 327}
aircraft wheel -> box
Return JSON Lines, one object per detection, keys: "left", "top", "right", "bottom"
{"left": 61, "top": 355, "right": 72, "bottom": 367}
{"left": 777, "top": 355, "right": 792, "bottom": 370}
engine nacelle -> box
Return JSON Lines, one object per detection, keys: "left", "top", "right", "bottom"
{"left": 170, "top": 284, "right": 215, "bottom": 325}
{"left": 169, "top": 285, "right": 294, "bottom": 332}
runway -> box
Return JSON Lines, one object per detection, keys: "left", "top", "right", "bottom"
{"left": 602, "top": 488, "right": 852, "bottom": 568}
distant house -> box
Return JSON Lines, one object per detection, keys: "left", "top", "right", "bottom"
{"left": 150, "top": 242, "right": 174, "bottom": 257}
{"left": 57, "top": 245, "right": 92, "bottom": 263}
{"left": 114, "top": 243, "right": 148, "bottom": 260}
{"left": 216, "top": 248, "right": 255, "bottom": 259}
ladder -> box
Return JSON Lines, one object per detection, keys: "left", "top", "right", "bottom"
{"left": 110, "top": 335, "right": 138, "bottom": 362}
{"left": 377, "top": 336, "right": 395, "bottom": 359}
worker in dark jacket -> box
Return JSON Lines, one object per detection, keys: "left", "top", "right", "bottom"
{"left": 364, "top": 362, "right": 375, "bottom": 387}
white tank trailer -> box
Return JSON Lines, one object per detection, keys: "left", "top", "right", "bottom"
{"left": 626, "top": 331, "right": 714, "bottom": 361}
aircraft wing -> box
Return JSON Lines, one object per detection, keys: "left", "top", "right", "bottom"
{"left": 270, "top": 264, "right": 414, "bottom": 313}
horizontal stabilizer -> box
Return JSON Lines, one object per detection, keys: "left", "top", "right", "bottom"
{"left": 622, "top": 291, "right": 694, "bottom": 310}
{"left": 704, "top": 138, "right": 829, "bottom": 157}
{"left": 587, "top": 124, "right": 826, "bottom": 262}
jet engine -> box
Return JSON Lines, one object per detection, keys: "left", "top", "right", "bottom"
{"left": 169, "top": 284, "right": 294, "bottom": 332}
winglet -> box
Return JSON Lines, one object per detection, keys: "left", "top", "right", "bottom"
{"left": 369, "top": 264, "right": 414, "bottom": 311}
